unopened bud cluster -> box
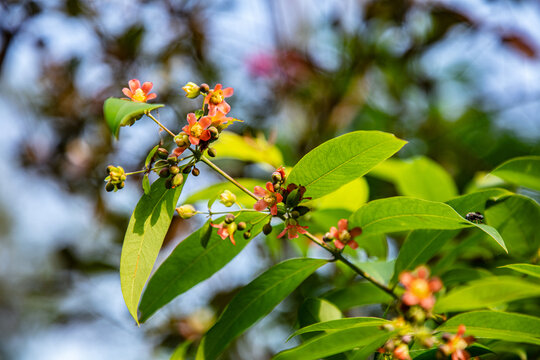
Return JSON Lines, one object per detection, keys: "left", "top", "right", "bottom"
{"left": 105, "top": 165, "right": 126, "bottom": 192}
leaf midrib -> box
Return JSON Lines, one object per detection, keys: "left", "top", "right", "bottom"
{"left": 360, "top": 213, "right": 467, "bottom": 231}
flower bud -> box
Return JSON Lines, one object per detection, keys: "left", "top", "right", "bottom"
{"left": 323, "top": 232, "right": 334, "bottom": 242}
{"left": 192, "top": 167, "right": 200, "bottom": 176}
{"left": 208, "top": 126, "right": 219, "bottom": 139}
{"left": 105, "top": 182, "right": 115, "bottom": 192}
{"left": 263, "top": 223, "right": 273, "bottom": 235}
{"left": 286, "top": 188, "right": 301, "bottom": 208}
{"left": 117, "top": 181, "right": 125, "bottom": 189}
{"left": 291, "top": 210, "right": 300, "bottom": 219}
{"left": 157, "top": 147, "right": 169, "bottom": 159}
{"left": 159, "top": 168, "right": 170, "bottom": 178}
{"left": 172, "top": 173, "right": 184, "bottom": 188}
{"left": 199, "top": 83, "right": 210, "bottom": 93}
{"left": 169, "top": 165, "right": 180, "bottom": 175}
{"left": 224, "top": 214, "right": 235, "bottom": 224}
{"left": 167, "top": 155, "right": 178, "bottom": 164}
{"left": 176, "top": 204, "right": 197, "bottom": 219}
{"left": 174, "top": 133, "right": 190, "bottom": 148}
{"left": 226, "top": 222, "right": 238, "bottom": 235}
{"left": 272, "top": 172, "right": 282, "bottom": 184}
{"left": 237, "top": 222, "right": 247, "bottom": 231}
{"left": 182, "top": 165, "right": 192, "bottom": 174}
{"left": 219, "top": 190, "right": 236, "bottom": 207}
{"left": 243, "top": 231, "right": 251, "bottom": 240}
{"left": 106, "top": 165, "right": 115, "bottom": 174}
{"left": 207, "top": 147, "right": 217, "bottom": 157}
{"left": 182, "top": 82, "right": 201, "bottom": 99}
{"left": 154, "top": 159, "right": 168, "bottom": 168}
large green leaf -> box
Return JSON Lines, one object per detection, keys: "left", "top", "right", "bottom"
{"left": 287, "top": 131, "right": 406, "bottom": 200}
{"left": 103, "top": 97, "right": 164, "bottom": 138}
{"left": 183, "top": 179, "right": 262, "bottom": 207}
{"left": 202, "top": 258, "right": 327, "bottom": 360}
{"left": 120, "top": 177, "right": 185, "bottom": 324}
{"left": 500, "top": 263, "right": 540, "bottom": 279}
{"left": 211, "top": 132, "right": 284, "bottom": 168}
{"left": 310, "top": 177, "right": 369, "bottom": 211}
{"left": 273, "top": 325, "right": 394, "bottom": 360}
{"left": 412, "top": 344, "right": 492, "bottom": 359}
{"left": 369, "top": 156, "right": 458, "bottom": 201}
{"left": 391, "top": 189, "right": 511, "bottom": 284}
{"left": 485, "top": 194, "right": 540, "bottom": 255}
{"left": 438, "top": 311, "right": 540, "bottom": 345}
{"left": 323, "top": 282, "right": 394, "bottom": 311}
{"left": 288, "top": 317, "right": 388, "bottom": 339}
{"left": 490, "top": 156, "right": 540, "bottom": 191}
{"left": 297, "top": 298, "right": 342, "bottom": 331}
{"left": 434, "top": 276, "right": 540, "bottom": 313}
{"left": 138, "top": 212, "right": 267, "bottom": 323}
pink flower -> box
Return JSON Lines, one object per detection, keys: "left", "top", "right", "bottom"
{"left": 122, "top": 79, "right": 157, "bottom": 102}
{"left": 253, "top": 182, "right": 283, "bottom": 215}
{"left": 328, "top": 219, "right": 362, "bottom": 250}
{"left": 439, "top": 325, "right": 475, "bottom": 360}
{"left": 211, "top": 222, "right": 237, "bottom": 245}
{"left": 182, "top": 113, "right": 211, "bottom": 145}
{"left": 399, "top": 266, "right": 443, "bottom": 311}
{"left": 204, "top": 84, "right": 233, "bottom": 115}
{"left": 278, "top": 219, "right": 308, "bottom": 239}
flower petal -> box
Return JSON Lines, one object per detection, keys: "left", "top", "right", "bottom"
{"left": 416, "top": 266, "right": 430, "bottom": 279}
{"left": 334, "top": 239, "right": 345, "bottom": 249}
{"left": 277, "top": 228, "right": 288, "bottom": 238}
{"left": 200, "top": 130, "right": 211, "bottom": 141}
{"left": 402, "top": 292, "right": 419, "bottom": 306}
{"left": 266, "top": 182, "right": 275, "bottom": 192}
{"left": 399, "top": 272, "right": 414, "bottom": 287}
{"left": 254, "top": 199, "right": 267, "bottom": 211}
{"left": 350, "top": 227, "right": 362, "bottom": 238}
{"left": 254, "top": 186, "right": 266, "bottom": 196}
{"left": 187, "top": 113, "right": 197, "bottom": 125}
{"left": 222, "top": 87, "right": 234, "bottom": 97}
{"left": 419, "top": 296, "right": 435, "bottom": 310}
{"left": 146, "top": 93, "right": 157, "bottom": 100}
{"left": 348, "top": 240, "right": 359, "bottom": 249}
{"left": 288, "top": 227, "right": 299, "bottom": 239}
{"left": 141, "top": 81, "right": 153, "bottom": 94}
{"left": 122, "top": 88, "right": 133, "bottom": 98}
{"left": 129, "top": 79, "right": 141, "bottom": 91}
{"left": 429, "top": 278, "right": 443, "bottom": 292}
{"left": 270, "top": 205, "right": 278, "bottom": 215}
{"left": 199, "top": 116, "right": 212, "bottom": 128}
{"left": 189, "top": 135, "right": 200, "bottom": 145}
{"left": 338, "top": 219, "right": 348, "bottom": 232}
{"left": 217, "top": 101, "right": 231, "bottom": 114}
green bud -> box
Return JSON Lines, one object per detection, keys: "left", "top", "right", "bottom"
{"left": 207, "top": 147, "right": 217, "bottom": 157}
{"left": 199, "top": 83, "right": 210, "bottom": 93}
{"left": 167, "top": 155, "right": 178, "bottom": 164}
{"left": 174, "top": 133, "right": 190, "bottom": 148}
{"left": 117, "top": 181, "right": 125, "bottom": 189}
{"left": 322, "top": 232, "right": 334, "bottom": 243}
{"left": 237, "top": 222, "right": 247, "bottom": 231}
{"left": 157, "top": 147, "right": 169, "bottom": 159}
{"left": 105, "top": 182, "right": 115, "bottom": 192}
{"left": 191, "top": 167, "right": 200, "bottom": 176}
{"left": 159, "top": 168, "right": 170, "bottom": 178}
{"left": 263, "top": 223, "right": 273, "bottom": 235}
{"left": 226, "top": 222, "right": 238, "bottom": 236}
{"left": 176, "top": 204, "right": 197, "bottom": 219}
{"left": 286, "top": 188, "right": 301, "bottom": 208}
{"left": 208, "top": 126, "right": 219, "bottom": 139}
{"left": 106, "top": 165, "right": 115, "bottom": 174}
{"left": 272, "top": 172, "right": 282, "bottom": 184}
{"left": 154, "top": 159, "right": 168, "bottom": 168}
{"left": 291, "top": 210, "right": 300, "bottom": 219}
{"left": 224, "top": 214, "right": 235, "bottom": 224}
{"left": 182, "top": 82, "right": 201, "bottom": 99}
{"left": 243, "top": 231, "right": 251, "bottom": 240}
{"left": 169, "top": 165, "right": 180, "bottom": 175}
{"left": 172, "top": 173, "right": 184, "bottom": 188}
{"left": 219, "top": 190, "right": 236, "bottom": 207}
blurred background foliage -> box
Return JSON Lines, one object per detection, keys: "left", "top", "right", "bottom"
{"left": 0, "top": 0, "right": 539, "bottom": 359}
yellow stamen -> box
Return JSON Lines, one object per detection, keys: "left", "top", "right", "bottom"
{"left": 131, "top": 88, "right": 147, "bottom": 102}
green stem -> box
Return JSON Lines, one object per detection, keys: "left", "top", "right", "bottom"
{"left": 199, "top": 155, "right": 259, "bottom": 200}
{"left": 201, "top": 209, "right": 264, "bottom": 216}
{"left": 146, "top": 111, "right": 176, "bottom": 137}
{"left": 124, "top": 155, "right": 193, "bottom": 176}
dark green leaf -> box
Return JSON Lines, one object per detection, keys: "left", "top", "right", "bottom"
{"left": 199, "top": 220, "right": 213, "bottom": 248}
{"left": 491, "top": 156, "right": 540, "bottom": 191}
{"left": 138, "top": 212, "right": 267, "bottom": 323}
{"left": 120, "top": 176, "right": 186, "bottom": 324}
{"left": 202, "top": 258, "right": 327, "bottom": 360}
{"left": 142, "top": 173, "right": 150, "bottom": 195}
{"left": 412, "top": 344, "right": 492, "bottom": 359}
{"left": 437, "top": 311, "right": 540, "bottom": 345}
{"left": 288, "top": 317, "right": 388, "bottom": 339}
{"left": 434, "top": 276, "right": 540, "bottom": 313}
{"left": 103, "top": 97, "right": 164, "bottom": 138}
{"left": 145, "top": 144, "right": 160, "bottom": 168}
{"left": 287, "top": 131, "right": 406, "bottom": 200}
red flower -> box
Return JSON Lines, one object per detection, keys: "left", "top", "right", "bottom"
{"left": 399, "top": 266, "right": 442, "bottom": 310}
{"left": 204, "top": 84, "right": 233, "bottom": 115}
{"left": 439, "top": 325, "right": 475, "bottom": 360}
{"left": 253, "top": 182, "right": 283, "bottom": 215}
{"left": 182, "top": 113, "right": 211, "bottom": 145}
{"left": 204, "top": 112, "right": 242, "bottom": 129}
{"left": 211, "top": 222, "right": 237, "bottom": 245}
{"left": 328, "top": 219, "right": 362, "bottom": 250}
{"left": 278, "top": 219, "right": 308, "bottom": 239}
{"left": 122, "top": 79, "right": 157, "bottom": 102}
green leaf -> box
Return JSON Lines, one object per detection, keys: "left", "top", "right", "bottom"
{"left": 138, "top": 212, "right": 267, "bottom": 323}
{"left": 103, "top": 98, "right": 164, "bottom": 138}
{"left": 434, "top": 276, "right": 540, "bottom": 313}
{"left": 356, "top": 260, "right": 396, "bottom": 285}
{"left": 349, "top": 197, "right": 469, "bottom": 235}
{"left": 500, "top": 263, "right": 540, "bottom": 279}
{"left": 438, "top": 311, "right": 540, "bottom": 345}
{"left": 199, "top": 220, "right": 213, "bottom": 248}
{"left": 288, "top": 317, "right": 388, "bottom": 339}
{"left": 490, "top": 156, "right": 540, "bottom": 191}
{"left": 297, "top": 298, "right": 342, "bottom": 330}
{"left": 369, "top": 156, "right": 458, "bottom": 201}
{"left": 485, "top": 194, "right": 540, "bottom": 255}
{"left": 142, "top": 174, "right": 150, "bottom": 195}
{"left": 145, "top": 144, "right": 160, "bottom": 168}
{"left": 310, "top": 177, "right": 369, "bottom": 211}
{"left": 202, "top": 258, "right": 327, "bottom": 360}
{"left": 347, "top": 332, "right": 396, "bottom": 360}
{"left": 273, "top": 325, "right": 394, "bottom": 360}
{"left": 211, "top": 132, "right": 284, "bottom": 168}
{"left": 170, "top": 341, "right": 191, "bottom": 360}
{"left": 412, "top": 344, "right": 492, "bottom": 359}
{"left": 391, "top": 189, "right": 511, "bottom": 284}
{"left": 287, "top": 131, "right": 406, "bottom": 200}
{"left": 120, "top": 176, "right": 186, "bottom": 324}
{"left": 184, "top": 179, "right": 262, "bottom": 207}
{"left": 323, "top": 282, "right": 394, "bottom": 311}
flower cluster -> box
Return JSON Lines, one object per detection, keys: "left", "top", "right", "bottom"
{"left": 105, "top": 165, "right": 126, "bottom": 192}
{"left": 323, "top": 219, "right": 362, "bottom": 250}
